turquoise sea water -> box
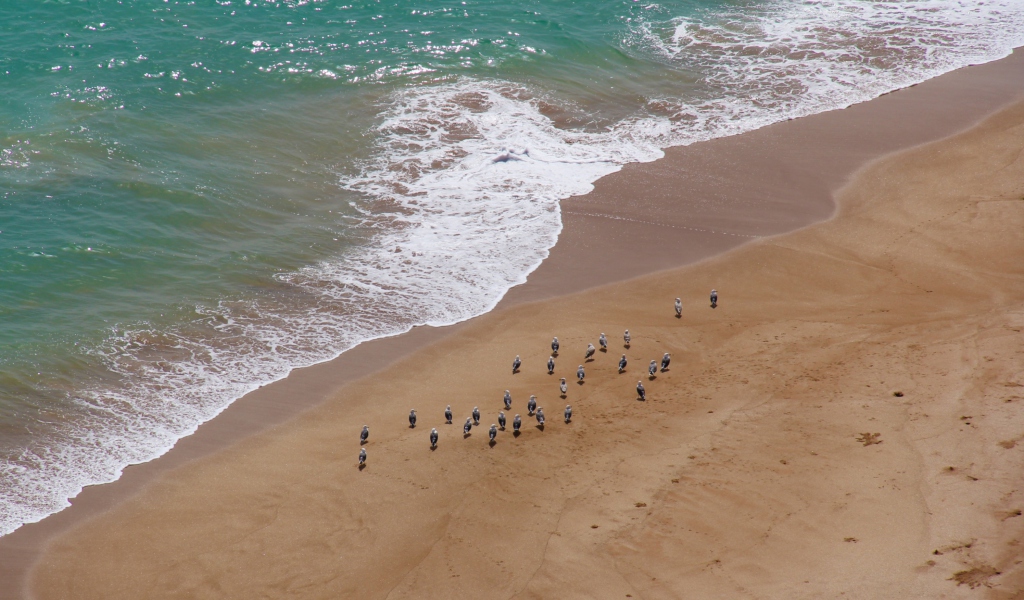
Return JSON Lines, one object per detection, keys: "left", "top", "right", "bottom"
{"left": 2, "top": 0, "right": 1023, "bottom": 536}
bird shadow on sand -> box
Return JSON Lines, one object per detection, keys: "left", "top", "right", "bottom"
{"left": 577, "top": 381, "right": 585, "bottom": 386}
{"left": 648, "top": 375, "right": 657, "bottom": 381}
{"left": 560, "top": 394, "right": 567, "bottom": 399}
{"left": 489, "top": 440, "right": 496, "bottom": 448}
{"left": 430, "top": 446, "right": 437, "bottom": 452}
{"left": 358, "top": 464, "right": 366, "bottom": 471}
{"left": 464, "top": 433, "right": 472, "bottom": 439}
{"left": 624, "top": 344, "right": 631, "bottom": 349}
{"left": 536, "top": 424, "right": 545, "bottom": 431}
{"left": 675, "top": 314, "right": 681, "bottom": 319}
{"left": 711, "top": 302, "right": 717, "bottom": 309}
{"left": 585, "top": 358, "right": 594, "bottom": 363}
{"left": 599, "top": 348, "right": 607, "bottom": 353}
{"left": 513, "top": 430, "right": 521, "bottom": 438}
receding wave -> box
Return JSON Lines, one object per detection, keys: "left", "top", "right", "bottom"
{"left": 628, "top": 0, "right": 1024, "bottom": 137}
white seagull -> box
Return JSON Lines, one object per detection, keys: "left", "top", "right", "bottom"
{"left": 498, "top": 411, "right": 506, "bottom": 430}
{"left": 675, "top": 297, "right": 682, "bottom": 317}
{"left": 648, "top": 360, "right": 657, "bottom": 378}
{"left": 624, "top": 329, "right": 631, "bottom": 347}
{"left": 464, "top": 418, "right": 473, "bottom": 435}
{"left": 409, "top": 409, "right": 417, "bottom": 428}
{"left": 559, "top": 377, "right": 567, "bottom": 397}
{"left": 472, "top": 406, "right": 480, "bottom": 425}
{"left": 527, "top": 395, "right": 537, "bottom": 415}
{"left": 564, "top": 405, "right": 572, "bottom": 423}
{"left": 547, "top": 356, "right": 555, "bottom": 374}
{"left": 358, "top": 448, "right": 367, "bottom": 466}
{"left": 710, "top": 289, "right": 718, "bottom": 307}
{"left": 489, "top": 424, "right": 498, "bottom": 443}
{"left": 618, "top": 354, "right": 627, "bottom": 373}
{"left": 661, "top": 352, "right": 671, "bottom": 372}
{"left": 513, "top": 414, "right": 522, "bottom": 433}
{"left": 551, "top": 337, "right": 560, "bottom": 355}
{"left": 504, "top": 390, "right": 512, "bottom": 410}
{"left": 599, "top": 333, "right": 607, "bottom": 351}
{"left": 430, "top": 428, "right": 438, "bottom": 448}
{"left": 360, "top": 425, "right": 369, "bottom": 445}
{"left": 577, "top": 365, "right": 585, "bottom": 383}
{"left": 637, "top": 381, "right": 646, "bottom": 401}
{"left": 536, "top": 407, "right": 545, "bottom": 426}
{"left": 512, "top": 355, "right": 521, "bottom": 373}
{"left": 445, "top": 405, "right": 453, "bottom": 424}
{"left": 585, "top": 343, "right": 595, "bottom": 361}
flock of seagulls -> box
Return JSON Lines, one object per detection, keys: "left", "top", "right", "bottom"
{"left": 356, "top": 291, "right": 719, "bottom": 465}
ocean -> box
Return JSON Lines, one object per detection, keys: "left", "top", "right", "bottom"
{"left": 2, "top": 0, "right": 1023, "bottom": 537}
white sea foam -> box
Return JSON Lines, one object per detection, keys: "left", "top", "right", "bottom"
{"left": 3, "top": 0, "right": 1024, "bottom": 537}
{"left": 630, "top": 0, "right": 1024, "bottom": 137}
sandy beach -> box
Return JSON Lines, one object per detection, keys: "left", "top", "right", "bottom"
{"left": 6, "top": 52, "right": 1024, "bottom": 598}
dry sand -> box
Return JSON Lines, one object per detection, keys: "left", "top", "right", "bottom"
{"left": 25, "top": 97, "right": 1024, "bottom": 597}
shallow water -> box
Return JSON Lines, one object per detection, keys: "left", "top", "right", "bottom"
{"left": 2, "top": 0, "right": 1023, "bottom": 536}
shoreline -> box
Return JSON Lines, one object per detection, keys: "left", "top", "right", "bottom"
{"left": 3, "top": 49, "right": 1024, "bottom": 598}
{"left": 28, "top": 90, "right": 1024, "bottom": 599}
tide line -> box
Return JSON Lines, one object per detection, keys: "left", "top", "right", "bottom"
{"left": 566, "top": 210, "right": 761, "bottom": 239}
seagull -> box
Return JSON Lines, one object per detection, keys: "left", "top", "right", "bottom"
{"left": 430, "top": 428, "right": 438, "bottom": 448}
{"left": 599, "top": 333, "right": 607, "bottom": 351}
{"left": 504, "top": 390, "right": 512, "bottom": 410}
{"left": 551, "top": 337, "right": 560, "bottom": 355}
{"left": 585, "top": 343, "right": 595, "bottom": 361}
{"left": 675, "top": 297, "right": 682, "bottom": 317}
{"left": 547, "top": 356, "right": 555, "bottom": 374}
{"left": 512, "top": 355, "right": 521, "bottom": 374}
{"left": 624, "top": 329, "right": 631, "bottom": 347}
{"left": 498, "top": 411, "right": 506, "bottom": 430}
{"left": 513, "top": 414, "right": 522, "bottom": 433}
{"left": 360, "top": 425, "right": 369, "bottom": 445}
{"left": 649, "top": 360, "right": 657, "bottom": 378}
{"left": 564, "top": 404, "right": 572, "bottom": 423}
{"left": 536, "top": 407, "right": 545, "bottom": 426}
{"left": 472, "top": 406, "right": 481, "bottom": 425}
{"left": 661, "top": 352, "right": 671, "bottom": 372}
{"left": 489, "top": 424, "right": 497, "bottom": 443}
{"left": 577, "top": 365, "right": 585, "bottom": 383}
{"left": 409, "top": 409, "right": 417, "bottom": 428}
{"left": 464, "top": 418, "right": 473, "bottom": 435}
{"left": 710, "top": 289, "right": 718, "bottom": 307}
{"left": 637, "top": 381, "right": 646, "bottom": 401}
{"left": 358, "top": 448, "right": 367, "bottom": 466}
{"left": 527, "top": 395, "right": 537, "bottom": 415}
{"left": 618, "top": 354, "right": 627, "bottom": 373}
{"left": 445, "top": 405, "right": 453, "bottom": 424}
{"left": 559, "top": 378, "right": 567, "bottom": 397}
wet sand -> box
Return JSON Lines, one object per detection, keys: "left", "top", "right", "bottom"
{"left": 5, "top": 52, "right": 1024, "bottom": 599}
